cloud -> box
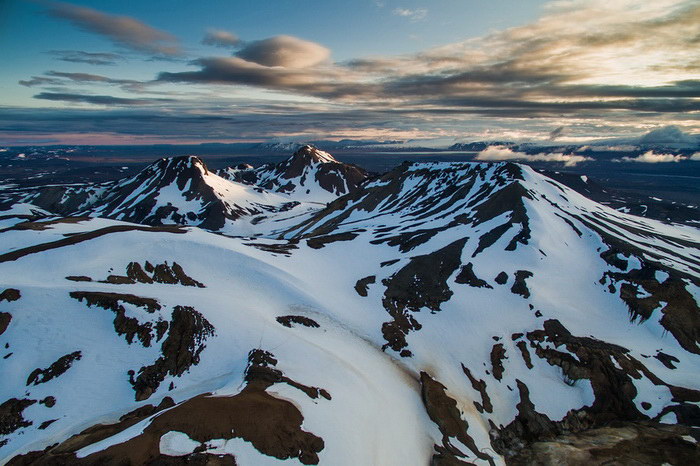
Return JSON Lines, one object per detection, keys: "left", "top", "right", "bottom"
{"left": 202, "top": 29, "right": 240, "bottom": 48}
{"left": 151, "top": 0, "right": 699, "bottom": 125}
{"left": 47, "top": 50, "right": 124, "bottom": 65}
{"left": 639, "top": 125, "right": 698, "bottom": 145}
{"left": 392, "top": 8, "right": 428, "bottom": 21}
{"left": 475, "top": 145, "right": 592, "bottom": 166}
{"left": 45, "top": 71, "right": 139, "bottom": 86}
{"left": 33, "top": 92, "right": 170, "bottom": 106}
{"left": 20, "top": 71, "right": 147, "bottom": 92}
{"left": 19, "top": 76, "right": 63, "bottom": 87}
{"left": 615, "top": 151, "right": 686, "bottom": 163}
{"left": 235, "top": 35, "right": 330, "bottom": 68}
{"left": 549, "top": 126, "right": 565, "bottom": 140}
{"left": 46, "top": 2, "right": 181, "bottom": 57}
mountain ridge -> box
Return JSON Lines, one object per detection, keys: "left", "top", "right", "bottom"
{"left": 0, "top": 151, "right": 698, "bottom": 465}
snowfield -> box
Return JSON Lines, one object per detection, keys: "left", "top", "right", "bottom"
{"left": 0, "top": 148, "right": 699, "bottom": 465}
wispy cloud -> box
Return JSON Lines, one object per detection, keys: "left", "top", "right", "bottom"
{"left": 33, "top": 92, "right": 173, "bottom": 106}
{"left": 202, "top": 29, "right": 240, "bottom": 48}
{"left": 20, "top": 71, "right": 148, "bottom": 92}
{"left": 46, "top": 1, "right": 181, "bottom": 57}
{"left": 47, "top": 50, "right": 124, "bottom": 65}
{"left": 475, "top": 145, "right": 592, "bottom": 166}
{"left": 392, "top": 8, "right": 428, "bottom": 21}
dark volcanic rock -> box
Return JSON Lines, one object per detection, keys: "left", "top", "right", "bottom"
{"left": 462, "top": 365, "right": 493, "bottom": 414}
{"left": 0, "top": 288, "right": 21, "bottom": 302}
{"left": 0, "top": 312, "right": 11, "bottom": 336}
{"left": 354, "top": 275, "right": 376, "bottom": 297}
{"left": 490, "top": 318, "right": 700, "bottom": 459}
{"left": 495, "top": 272, "right": 508, "bottom": 285}
{"left": 490, "top": 344, "right": 507, "bottom": 381}
{"left": 510, "top": 270, "right": 533, "bottom": 298}
{"left": 71, "top": 292, "right": 162, "bottom": 346}
{"left": 26, "top": 351, "right": 82, "bottom": 386}
{"left": 0, "top": 398, "right": 36, "bottom": 435}
{"left": 602, "top": 259, "right": 700, "bottom": 355}
{"left": 276, "top": 315, "right": 320, "bottom": 328}
{"left": 455, "top": 263, "right": 492, "bottom": 289}
{"left": 132, "top": 306, "right": 215, "bottom": 401}
{"left": 381, "top": 238, "right": 468, "bottom": 353}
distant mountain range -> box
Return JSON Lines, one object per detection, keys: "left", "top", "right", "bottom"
{"left": 0, "top": 146, "right": 698, "bottom": 465}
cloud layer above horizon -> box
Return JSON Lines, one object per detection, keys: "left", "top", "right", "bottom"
{"left": 3, "top": 0, "right": 699, "bottom": 146}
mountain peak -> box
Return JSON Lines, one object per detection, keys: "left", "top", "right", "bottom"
{"left": 153, "top": 155, "right": 209, "bottom": 176}
{"left": 290, "top": 145, "right": 337, "bottom": 165}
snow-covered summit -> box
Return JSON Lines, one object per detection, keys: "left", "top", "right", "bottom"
{"left": 218, "top": 145, "right": 369, "bottom": 203}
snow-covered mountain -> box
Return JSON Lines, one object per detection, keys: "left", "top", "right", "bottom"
{"left": 5, "top": 155, "right": 327, "bottom": 236}
{"left": 219, "top": 145, "right": 369, "bottom": 203}
{"left": 1, "top": 158, "right": 699, "bottom": 465}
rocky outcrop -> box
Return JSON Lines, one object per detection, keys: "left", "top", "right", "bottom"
{"left": 131, "top": 306, "right": 215, "bottom": 401}
{"left": 26, "top": 351, "right": 82, "bottom": 386}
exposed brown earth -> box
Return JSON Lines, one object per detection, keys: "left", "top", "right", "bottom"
{"left": 510, "top": 422, "right": 700, "bottom": 465}
{"left": 8, "top": 350, "right": 326, "bottom": 465}
{"left": 420, "top": 372, "right": 495, "bottom": 464}
{"left": 0, "top": 225, "right": 186, "bottom": 264}
{"left": 306, "top": 231, "right": 359, "bottom": 249}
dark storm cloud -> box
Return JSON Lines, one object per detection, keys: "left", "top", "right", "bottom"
{"left": 46, "top": 2, "right": 181, "bottom": 57}
{"left": 47, "top": 50, "right": 124, "bottom": 65}
{"left": 202, "top": 29, "right": 241, "bottom": 48}
{"left": 33, "top": 92, "right": 171, "bottom": 106}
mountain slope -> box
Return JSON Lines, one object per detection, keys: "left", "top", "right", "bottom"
{"left": 0, "top": 160, "right": 698, "bottom": 465}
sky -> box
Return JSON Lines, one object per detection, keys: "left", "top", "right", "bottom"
{"left": 0, "top": 0, "right": 698, "bottom": 145}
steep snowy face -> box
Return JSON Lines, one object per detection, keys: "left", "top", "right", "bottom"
{"left": 9, "top": 156, "right": 318, "bottom": 235}
{"left": 247, "top": 145, "right": 369, "bottom": 203}
{"left": 1, "top": 160, "right": 699, "bottom": 465}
